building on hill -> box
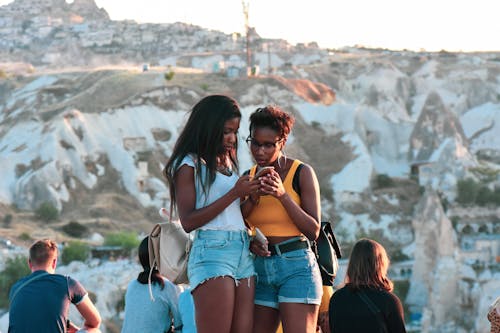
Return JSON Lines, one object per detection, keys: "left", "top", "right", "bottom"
{"left": 461, "top": 234, "right": 500, "bottom": 266}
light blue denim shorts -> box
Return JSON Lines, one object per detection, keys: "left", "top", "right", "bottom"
{"left": 188, "top": 229, "right": 255, "bottom": 291}
{"left": 254, "top": 237, "right": 323, "bottom": 309}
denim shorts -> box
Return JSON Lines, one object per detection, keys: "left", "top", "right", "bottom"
{"left": 188, "top": 229, "right": 255, "bottom": 291}
{"left": 254, "top": 237, "right": 323, "bottom": 309}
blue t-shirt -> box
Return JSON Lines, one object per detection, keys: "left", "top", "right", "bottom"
{"left": 178, "top": 288, "right": 197, "bottom": 333}
{"left": 8, "top": 270, "right": 87, "bottom": 333}
{"left": 121, "top": 278, "right": 182, "bottom": 333}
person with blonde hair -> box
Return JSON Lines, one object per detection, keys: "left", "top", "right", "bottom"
{"left": 328, "top": 238, "right": 406, "bottom": 333}
{"left": 8, "top": 239, "right": 101, "bottom": 333}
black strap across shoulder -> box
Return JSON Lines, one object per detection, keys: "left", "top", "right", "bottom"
{"left": 292, "top": 163, "right": 304, "bottom": 195}
{"left": 357, "top": 291, "right": 389, "bottom": 333}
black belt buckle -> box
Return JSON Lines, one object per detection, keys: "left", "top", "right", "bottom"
{"left": 269, "top": 239, "right": 309, "bottom": 256}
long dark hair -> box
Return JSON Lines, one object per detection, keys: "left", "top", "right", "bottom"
{"left": 163, "top": 95, "right": 241, "bottom": 213}
{"left": 345, "top": 238, "right": 393, "bottom": 292}
{"left": 137, "top": 237, "right": 164, "bottom": 289}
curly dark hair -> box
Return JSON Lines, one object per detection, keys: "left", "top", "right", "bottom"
{"left": 249, "top": 105, "right": 295, "bottom": 140}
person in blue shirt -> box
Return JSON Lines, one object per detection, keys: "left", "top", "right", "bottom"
{"left": 8, "top": 239, "right": 101, "bottom": 333}
{"left": 121, "top": 237, "right": 182, "bottom": 333}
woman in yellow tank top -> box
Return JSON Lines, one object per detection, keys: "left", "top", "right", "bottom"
{"left": 241, "top": 106, "right": 323, "bottom": 333}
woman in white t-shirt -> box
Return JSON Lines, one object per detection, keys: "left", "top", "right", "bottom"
{"left": 163, "top": 95, "right": 260, "bottom": 333}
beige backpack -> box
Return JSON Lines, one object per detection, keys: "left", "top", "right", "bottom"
{"left": 148, "top": 208, "right": 192, "bottom": 286}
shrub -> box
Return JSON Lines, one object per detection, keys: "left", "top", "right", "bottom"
{"left": 61, "top": 241, "right": 90, "bottom": 265}
{"left": 493, "top": 187, "right": 500, "bottom": 205}
{"left": 456, "top": 178, "right": 479, "bottom": 205}
{"left": 476, "top": 186, "right": 493, "bottom": 206}
{"left": 35, "top": 202, "right": 59, "bottom": 222}
{"left": 0, "top": 256, "right": 30, "bottom": 308}
{"left": 104, "top": 232, "right": 140, "bottom": 252}
{"left": 3, "top": 214, "right": 13, "bottom": 227}
{"left": 18, "top": 232, "right": 31, "bottom": 241}
{"left": 61, "top": 221, "right": 89, "bottom": 238}
{"left": 375, "top": 174, "right": 394, "bottom": 188}
{"left": 311, "top": 121, "right": 321, "bottom": 129}
{"left": 164, "top": 71, "right": 175, "bottom": 81}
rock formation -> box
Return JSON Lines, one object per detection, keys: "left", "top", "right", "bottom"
{"left": 406, "top": 189, "right": 461, "bottom": 332}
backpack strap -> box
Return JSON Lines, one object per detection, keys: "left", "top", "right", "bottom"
{"left": 357, "top": 290, "right": 389, "bottom": 333}
{"left": 291, "top": 163, "right": 304, "bottom": 195}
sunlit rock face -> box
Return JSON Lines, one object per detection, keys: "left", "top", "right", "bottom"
{"left": 407, "top": 189, "right": 461, "bottom": 332}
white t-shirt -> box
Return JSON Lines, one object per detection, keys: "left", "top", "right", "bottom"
{"left": 178, "top": 155, "right": 246, "bottom": 231}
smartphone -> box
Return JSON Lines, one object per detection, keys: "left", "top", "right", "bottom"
{"left": 255, "top": 166, "right": 274, "bottom": 178}
{"left": 254, "top": 227, "right": 268, "bottom": 246}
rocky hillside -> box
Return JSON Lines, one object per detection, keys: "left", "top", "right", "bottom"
{"left": 1, "top": 0, "right": 500, "bottom": 332}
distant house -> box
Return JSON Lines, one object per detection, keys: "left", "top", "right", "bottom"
{"left": 461, "top": 235, "right": 500, "bottom": 265}
{"left": 226, "top": 66, "right": 242, "bottom": 78}
{"left": 90, "top": 245, "right": 128, "bottom": 261}
{"left": 410, "top": 161, "right": 436, "bottom": 185}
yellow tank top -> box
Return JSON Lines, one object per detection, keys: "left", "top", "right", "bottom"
{"left": 246, "top": 160, "right": 303, "bottom": 237}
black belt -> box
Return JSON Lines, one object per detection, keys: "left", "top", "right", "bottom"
{"left": 268, "top": 239, "right": 309, "bottom": 256}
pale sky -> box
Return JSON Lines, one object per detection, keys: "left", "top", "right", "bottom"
{"left": 1, "top": 0, "right": 499, "bottom": 52}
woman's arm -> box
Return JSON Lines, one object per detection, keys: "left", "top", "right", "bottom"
{"left": 175, "top": 165, "right": 258, "bottom": 232}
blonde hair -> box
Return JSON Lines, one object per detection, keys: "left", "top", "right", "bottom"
{"left": 29, "top": 239, "right": 58, "bottom": 266}
{"left": 345, "top": 238, "right": 393, "bottom": 292}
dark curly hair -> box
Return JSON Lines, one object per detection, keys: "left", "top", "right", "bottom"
{"left": 249, "top": 105, "right": 295, "bottom": 140}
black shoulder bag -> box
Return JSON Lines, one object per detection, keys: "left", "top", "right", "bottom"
{"left": 357, "top": 290, "right": 389, "bottom": 333}
{"left": 291, "top": 163, "right": 342, "bottom": 286}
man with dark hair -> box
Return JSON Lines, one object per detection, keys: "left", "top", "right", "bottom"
{"left": 8, "top": 239, "right": 101, "bottom": 333}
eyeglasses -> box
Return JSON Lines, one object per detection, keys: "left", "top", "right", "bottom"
{"left": 246, "top": 137, "right": 283, "bottom": 150}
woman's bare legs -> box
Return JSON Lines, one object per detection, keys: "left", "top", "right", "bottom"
{"left": 192, "top": 276, "right": 255, "bottom": 333}
{"left": 192, "top": 277, "right": 235, "bottom": 333}
{"left": 280, "top": 303, "right": 319, "bottom": 333}
{"left": 253, "top": 305, "right": 280, "bottom": 333}
{"left": 230, "top": 276, "right": 255, "bottom": 333}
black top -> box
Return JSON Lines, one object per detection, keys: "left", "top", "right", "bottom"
{"left": 329, "top": 285, "right": 406, "bottom": 333}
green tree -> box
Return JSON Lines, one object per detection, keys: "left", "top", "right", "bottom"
{"left": 456, "top": 178, "right": 479, "bottom": 205}
{"left": 476, "top": 186, "right": 493, "bottom": 206}
{"left": 104, "top": 232, "right": 140, "bottom": 252}
{"left": 35, "top": 202, "right": 59, "bottom": 222}
{"left": 61, "top": 241, "right": 90, "bottom": 265}
{"left": 61, "top": 221, "right": 89, "bottom": 238}
{"left": 164, "top": 71, "right": 175, "bottom": 81}
{"left": 375, "top": 174, "right": 394, "bottom": 188}
{"left": 0, "top": 256, "right": 30, "bottom": 308}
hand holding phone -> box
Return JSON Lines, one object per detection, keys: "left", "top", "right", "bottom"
{"left": 255, "top": 166, "right": 274, "bottom": 178}
{"left": 254, "top": 227, "right": 268, "bottom": 247}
